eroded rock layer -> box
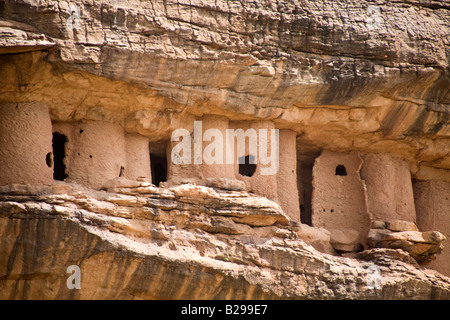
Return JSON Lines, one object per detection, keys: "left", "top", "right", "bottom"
{"left": 0, "top": 0, "right": 448, "bottom": 179}
{"left": 1, "top": 182, "right": 449, "bottom": 300}
{"left": 0, "top": 0, "right": 449, "bottom": 299}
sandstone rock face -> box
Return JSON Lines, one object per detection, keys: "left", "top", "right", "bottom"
{"left": 0, "top": 19, "right": 55, "bottom": 54}
{"left": 0, "top": 0, "right": 450, "bottom": 299}
{"left": 296, "top": 223, "right": 336, "bottom": 255}
{"left": 0, "top": 0, "right": 448, "bottom": 180}
{"left": 1, "top": 182, "right": 450, "bottom": 300}
{"left": 367, "top": 227, "right": 446, "bottom": 264}
{"left": 329, "top": 229, "right": 361, "bottom": 253}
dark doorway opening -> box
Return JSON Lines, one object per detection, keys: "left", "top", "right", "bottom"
{"left": 297, "top": 148, "right": 322, "bottom": 227}
{"left": 298, "top": 156, "right": 314, "bottom": 226}
{"left": 335, "top": 164, "right": 347, "bottom": 176}
{"left": 52, "top": 132, "right": 68, "bottom": 181}
{"left": 238, "top": 155, "right": 257, "bottom": 177}
{"left": 151, "top": 153, "right": 167, "bottom": 187}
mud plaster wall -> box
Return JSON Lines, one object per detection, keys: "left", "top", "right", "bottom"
{"left": 197, "top": 115, "right": 235, "bottom": 180}
{"left": 167, "top": 117, "right": 280, "bottom": 201}
{"left": 414, "top": 180, "right": 450, "bottom": 277}
{"left": 167, "top": 115, "right": 235, "bottom": 184}
{"left": 53, "top": 120, "right": 127, "bottom": 189}
{"left": 53, "top": 121, "right": 151, "bottom": 187}
{"left": 230, "top": 120, "right": 278, "bottom": 201}
{"left": 360, "top": 153, "right": 416, "bottom": 222}
{"left": 0, "top": 102, "right": 53, "bottom": 185}
{"left": 125, "top": 133, "right": 151, "bottom": 181}
{"left": 277, "top": 129, "right": 300, "bottom": 222}
{"left": 312, "top": 150, "right": 370, "bottom": 244}
{"left": 166, "top": 128, "right": 198, "bottom": 184}
{"left": 167, "top": 116, "right": 281, "bottom": 204}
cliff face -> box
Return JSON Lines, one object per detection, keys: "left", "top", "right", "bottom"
{"left": 1, "top": 0, "right": 449, "bottom": 177}
{"left": 0, "top": 0, "right": 450, "bottom": 299}
{"left": 1, "top": 182, "right": 449, "bottom": 300}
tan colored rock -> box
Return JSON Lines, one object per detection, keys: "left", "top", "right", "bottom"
{"left": 0, "top": 20, "right": 55, "bottom": 54}
{"left": 0, "top": 184, "right": 51, "bottom": 196}
{"left": 329, "top": 229, "right": 361, "bottom": 253}
{"left": 102, "top": 177, "right": 144, "bottom": 189}
{"left": 193, "top": 216, "right": 252, "bottom": 235}
{"left": 369, "top": 230, "right": 426, "bottom": 243}
{"left": 51, "top": 183, "right": 72, "bottom": 195}
{"left": 296, "top": 224, "right": 336, "bottom": 255}
{"left": 371, "top": 220, "right": 387, "bottom": 229}
{"left": 1, "top": 184, "right": 450, "bottom": 300}
{"left": 203, "top": 177, "right": 246, "bottom": 191}
{"left": 356, "top": 248, "right": 419, "bottom": 266}
{"left": 366, "top": 229, "right": 446, "bottom": 264}
{"left": 386, "top": 220, "right": 419, "bottom": 232}
{"left": 0, "top": 0, "right": 449, "bottom": 300}
{"left": 169, "top": 184, "right": 219, "bottom": 200}
{"left": 422, "top": 231, "right": 446, "bottom": 243}
{"left": 71, "top": 198, "right": 118, "bottom": 217}
{"left": 105, "top": 194, "right": 146, "bottom": 207}
{"left": 370, "top": 219, "right": 419, "bottom": 232}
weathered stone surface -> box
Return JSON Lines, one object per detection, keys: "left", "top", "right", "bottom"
{"left": 203, "top": 178, "right": 246, "bottom": 191}
{"left": 371, "top": 220, "right": 387, "bottom": 230}
{"left": 1, "top": 182, "right": 450, "bottom": 300}
{"left": 329, "top": 229, "right": 361, "bottom": 253}
{"left": 0, "top": 0, "right": 450, "bottom": 300}
{"left": 0, "top": 19, "right": 55, "bottom": 54}
{"left": 356, "top": 248, "right": 419, "bottom": 266}
{"left": 367, "top": 229, "right": 446, "bottom": 264}
{"left": 296, "top": 224, "right": 336, "bottom": 255}
{"left": 0, "top": 0, "right": 448, "bottom": 181}
{"left": 371, "top": 219, "right": 419, "bottom": 232}
{"left": 386, "top": 220, "right": 419, "bottom": 232}
{"left": 102, "top": 177, "right": 148, "bottom": 189}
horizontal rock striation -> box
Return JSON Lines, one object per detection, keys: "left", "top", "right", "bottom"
{"left": 0, "top": 0, "right": 449, "bottom": 300}
{"left": 1, "top": 182, "right": 450, "bottom": 299}
{"left": 0, "top": 0, "right": 449, "bottom": 179}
